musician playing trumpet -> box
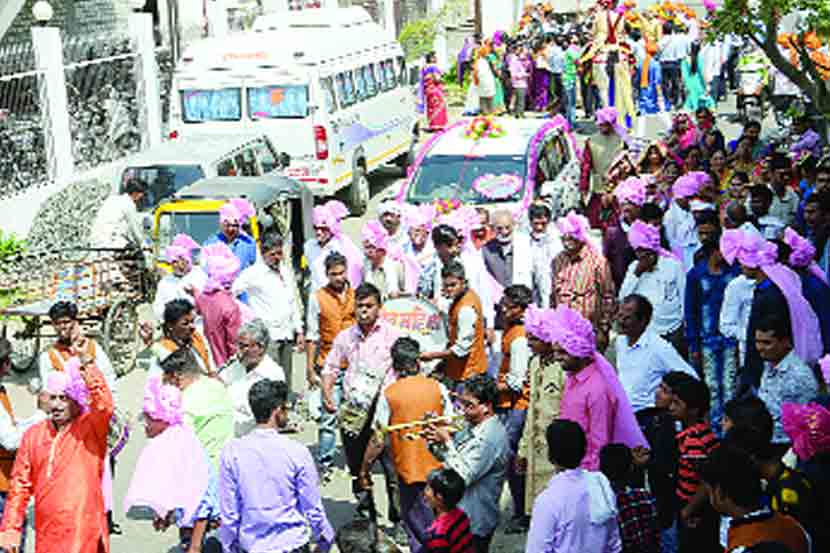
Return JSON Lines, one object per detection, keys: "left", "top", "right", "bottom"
{"left": 358, "top": 337, "right": 454, "bottom": 552}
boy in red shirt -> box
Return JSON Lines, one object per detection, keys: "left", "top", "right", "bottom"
{"left": 423, "top": 468, "right": 474, "bottom": 553}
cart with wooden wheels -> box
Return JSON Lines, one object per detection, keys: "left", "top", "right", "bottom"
{"left": 0, "top": 248, "right": 152, "bottom": 377}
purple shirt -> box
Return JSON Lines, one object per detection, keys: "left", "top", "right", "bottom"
{"left": 195, "top": 289, "right": 241, "bottom": 368}
{"left": 559, "top": 362, "right": 617, "bottom": 470}
{"left": 526, "top": 469, "right": 622, "bottom": 553}
{"left": 321, "top": 319, "right": 401, "bottom": 403}
{"left": 218, "top": 428, "right": 334, "bottom": 553}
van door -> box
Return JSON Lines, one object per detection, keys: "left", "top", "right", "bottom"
{"left": 332, "top": 68, "right": 361, "bottom": 187}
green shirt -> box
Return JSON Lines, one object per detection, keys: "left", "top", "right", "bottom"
{"left": 563, "top": 49, "right": 579, "bottom": 86}
{"left": 183, "top": 376, "right": 234, "bottom": 469}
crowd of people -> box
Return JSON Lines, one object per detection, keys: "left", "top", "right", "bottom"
{"left": 0, "top": 2, "right": 830, "bottom": 553}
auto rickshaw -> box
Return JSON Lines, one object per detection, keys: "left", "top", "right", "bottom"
{"left": 151, "top": 175, "right": 314, "bottom": 300}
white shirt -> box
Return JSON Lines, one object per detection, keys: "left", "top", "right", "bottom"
{"left": 769, "top": 187, "right": 799, "bottom": 228}
{"left": 451, "top": 305, "right": 478, "bottom": 358}
{"left": 39, "top": 340, "right": 120, "bottom": 405}
{"left": 361, "top": 256, "right": 406, "bottom": 299}
{"left": 758, "top": 350, "right": 820, "bottom": 444}
{"left": 90, "top": 194, "right": 145, "bottom": 249}
{"left": 220, "top": 355, "right": 286, "bottom": 437}
{"left": 402, "top": 239, "right": 435, "bottom": 271}
{"left": 232, "top": 261, "right": 303, "bottom": 341}
{"left": 615, "top": 331, "right": 697, "bottom": 412}
{"left": 152, "top": 268, "right": 208, "bottom": 321}
{"left": 0, "top": 401, "right": 22, "bottom": 452}
{"left": 504, "top": 335, "right": 530, "bottom": 393}
{"left": 529, "top": 228, "right": 563, "bottom": 308}
{"left": 701, "top": 40, "right": 724, "bottom": 83}
{"left": 658, "top": 33, "right": 691, "bottom": 62}
{"left": 304, "top": 237, "right": 355, "bottom": 292}
{"left": 475, "top": 57, "right": 497, "bottom": 98}
{"left": 719, "top": 274, "right": 757, "bottom": 365}
{"left": 438, "top": 249, "right": 494, "bottom": 327}
{"left": 757, "top": 214, "right": 786, "bottom": 240}
{"left": 619, "top": 256, "right": 686, "bottom": 336}
{"left": 664, "top": 202, "right": 700, "bottom": 273}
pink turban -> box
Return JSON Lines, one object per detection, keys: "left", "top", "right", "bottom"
{"left": 45, "top": 358, "right": 90, "bottom": 413}
{"left": 551, "top": 305, "right": 649, "bottom": 450}
{"left": 595, "top": 106, "right": 633, "bottom": 146}
{"left": 404, "top": 203, "right": 437, "bottom": 231}
{"left": 219, "top": 198, "right": 255, "bottom": 224}
{"left": 163, "top": 234, "right": 200, "bottom": 265}
{"left": 556, "top": 211, "right": 591, "bottom": 244}
{"left": 201, "top": 242, "right": 241, "bottom": 293}
{"left": 782, "top": 401, "right": 830, "bottom": 461}
{"left": 143, "top": 375, "right": 183, "bottom": 426}
{"left": 703, "top": 0, "right": 718, "bottom": 11}
{"left": 628, "top": 220, "right": 673, "bottom": 257}
{"left": 312, "top": 200, "right": 349, "bottom": 235}
{"left": 438, "top": 206, "right": 481, "bottom": 243}
{"left": 672, "top": 171, "right": 710, "bottom": 199}
{"left": 362, "top": 220, "right": 390, "bottom": 251}
{"left": 615, "top": 176, "right": 646, "bottom": 206}
{"left": 822, "top": 355, "right": 830, "bottom": 388}
{"left": 524, "top": 305, "right": 558, "bottom": 343}
{"left": 719, "top": 229, "right": 778, "bottom": 269}
{"left": 784, "top": 227, "right": 829, "bottom": 284}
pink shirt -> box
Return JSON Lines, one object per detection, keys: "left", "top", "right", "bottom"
{"left": 321, "top": 320, "right": 401, "bottom": 403}
{"left": 559, "top": 362, "right": 617, "bottom": 470}
{"left": 195, "top": 289, "right": 242, "bottom": 368}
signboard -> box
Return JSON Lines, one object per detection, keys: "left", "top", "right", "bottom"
{"left": 380, "top": 296, "right": 448, "bottom": 354}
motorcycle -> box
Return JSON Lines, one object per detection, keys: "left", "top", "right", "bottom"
{"left": 736, "top": 60, "right": 768, "bottom": 123}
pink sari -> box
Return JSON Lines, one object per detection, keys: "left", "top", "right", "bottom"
{"left": 423, "top": 67, "right": 448, "bottom": 131}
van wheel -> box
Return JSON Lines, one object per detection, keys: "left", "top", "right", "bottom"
{"left": 347, "top": 166, "right": 369, "bottom": 216}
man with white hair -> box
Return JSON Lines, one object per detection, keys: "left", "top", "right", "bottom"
{"left": 377, "top": 200, "right": 408, "bottom": 248}
{"left": 220, "top": 319, "right": 286, "bottom": 437}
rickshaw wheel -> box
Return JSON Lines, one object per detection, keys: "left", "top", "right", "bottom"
{"left": 103, "top": 298, "right": 141, "bottom": 377}
{"left": 6, "top": 317, "right": 41, "bottom": 374}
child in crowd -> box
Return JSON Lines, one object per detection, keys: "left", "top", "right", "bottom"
{"left": 600, "top": 443, "right": 661, "bottom": 553}
{"left": 669, "top": 376, "right": 720, "bottom": 553}
{"left": 423, "top": 468, "right": 474, "bottom": 553}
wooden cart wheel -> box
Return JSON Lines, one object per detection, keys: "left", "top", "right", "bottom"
{"left": 103, "top": 298, "right": 141, "bottom": 378}
{"left": 5, "top": 317, "right": 42, "bottom": 374}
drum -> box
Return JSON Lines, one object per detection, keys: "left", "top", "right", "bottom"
{"left": 380, "top": 296, "right": 448, "bottom": 371}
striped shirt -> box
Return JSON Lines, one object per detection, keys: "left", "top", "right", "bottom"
{"left": 551, "top": 247, "right": 617, "bottom": 336}
{"left": 676, "top": 422, "right": 719, "bottom": 503}
{"left": 424, "top": 508, "right": 474, "bottom": 553}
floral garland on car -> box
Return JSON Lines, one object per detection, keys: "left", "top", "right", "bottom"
{"left": 464, "top": 116, "right": 506, "bottom": 140}
{"left": 471, "top": 173, "right": 524, "bottom": 200}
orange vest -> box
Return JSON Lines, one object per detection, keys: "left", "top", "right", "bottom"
{"left": 384, "top": 375, "right": 444, "bottom": 485}
{"left": 497, "top": 324, "right": 530, "bottom": 410}
{"left": 445, "top": 289, "right": 488, "bottom": 382}
{"left": 158, "top": 333, "right": 212, "bottom": 372}
{"left": 0, "top": 388, "right": 16, "bottom": 492}
{"left": 48, "top": 340, "right": 97, "bottom": 372}
{"left": 315, "top": 286, "right": 356, "bottom": 366}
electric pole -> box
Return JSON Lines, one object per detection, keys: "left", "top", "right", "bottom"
{"left": 474, "top": 0, "right": 481, "bottom": 36}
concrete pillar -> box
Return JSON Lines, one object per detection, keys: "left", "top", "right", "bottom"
{"left": 31, "top": 26, "right": 74, "bottom": 185}
{"left": 431, "top": 0, "right": 448, "bottom": 70}
{"left": 129, "top": 12, "right": 163, "bottom": 149}
{"left": 207, "top": 0, "right": 229, "bottom": 38}
{"left": 384, "top": 0, "right": 396, "bottom": 40}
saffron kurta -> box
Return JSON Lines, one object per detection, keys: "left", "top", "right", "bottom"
{"left": 0, "top": 366, "right": 113, "bottom": 553}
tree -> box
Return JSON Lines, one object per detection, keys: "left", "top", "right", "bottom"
{"left": 398, "top": 0, "right": 468, "bottom": 62}
{"left": 708, "top": 0, "right": 830, "bottom": 118}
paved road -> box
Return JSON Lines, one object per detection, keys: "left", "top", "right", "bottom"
{"left": 3, "top": 97, "right": 756, "bottom": 552}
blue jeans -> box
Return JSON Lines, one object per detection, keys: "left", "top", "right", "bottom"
{"left": 661, "top": 521, "right": 678, "bottom": 553}
{"left": 0, "top": 491, "right": 27, "bottom": 551}
{"left": 317, "top": 372, "right": 343, "bottom": 469}
{"left": 564, "top": 82, "right": 577, "bottom": 126}
{"left": 497, "top": 408, "right": 528, "bottom": 518}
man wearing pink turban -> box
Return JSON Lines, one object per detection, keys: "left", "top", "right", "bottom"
{"left": 781, "top": 227, "right": 830, "bottom": 355}
{"left": 579, "top": 107, "right": 630, "bottom": 229}
{"left": 552, "top": 305, "right": 648, "bottom": 470}
{"left": 551, "top": 211, "right": 616, "bottom": 352}
{"left": 304, "top": 200, "right": 364, "bottom": 292}
{"left": 204, "top": 198, "right": 258, "bottom": 272}
{"left": 604, "top": 176, "right": 646, "bottom": 288}
{"left": 153, "top": 234, "right": 208, "bottom": 322}
{"left": 0, "top": 357, "right": 114, "bottom": 553}
{"left": 195, "top": 242, "right": 243, "bottom": 368}
{"left": 665, "top": 172, "right": 706, "bottom": 271}
{"left": 361, "top": 220, "right": 420, "bottom": 297}
{"left": 620, "top": 220, "right": 686, "bottom": 350}
{"left": 720, "top": 228, "right": 823, "bottom": 390}
{"left": 402, "top": 203, "right": 436, "bottom": 270}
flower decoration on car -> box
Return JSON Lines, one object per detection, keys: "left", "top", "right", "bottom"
{"left": 464, "top": 116, "right": 506, "bottom": 140}
{"left": 434, "top": 198, "right": 462, "bottom": 215}
{"left": 471, "top": 173, "right": 523, "bottom": 200}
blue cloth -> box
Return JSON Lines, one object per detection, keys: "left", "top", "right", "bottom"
{"left": 639, "top": 60, "right": 670, "bottom": 115}
{"left": 317, "top": 371, "right": 343, "bottom": 469}
{"left": 176, "top": 456, "right": 220, "bottom": 528}
{"left": 800, "top": 271, "right": 830, "bottom": 355}
{"left": 685, "top": 259, "right": 740, "bottom": 428}
{"left": 204, "top": 232, "right": 258, "bottom": 272}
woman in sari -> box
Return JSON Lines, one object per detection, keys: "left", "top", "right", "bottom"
{"left": 531, "top": 42, "right": 551, "bottom": 112}
{"left": 419, "top": 52, "right": 448, "bottom": 131}
{"left": 484, "top": 39, "right": 506, "bottom": 114}
{"left": 681, "top": 41, "right": 715, "bottom": 112}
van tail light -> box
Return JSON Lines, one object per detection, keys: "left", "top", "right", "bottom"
{"left": 314, "top": 125, "right": 328, "bottom": 160}
{"left": 169, "top": 130, "right": 179, "bottom": 139}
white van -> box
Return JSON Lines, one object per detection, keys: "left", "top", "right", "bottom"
{"left": 167, "top": 7, "right": 419, "bottom": 215}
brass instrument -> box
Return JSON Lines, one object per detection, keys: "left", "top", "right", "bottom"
{"left": 378, "top": 414, "right": 465, "bottom": 442}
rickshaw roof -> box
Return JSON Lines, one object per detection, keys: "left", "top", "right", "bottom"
{"left": 174, "top": 175, "right": 308, "bottom": 208}
{"left": 124, "top": 133, "right": 273, "bottom": 166}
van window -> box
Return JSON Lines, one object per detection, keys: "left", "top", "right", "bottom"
{"left": 396, "top": 56, "right": 407, "bottom": 87}
{"left": 217, "top": 158, "right": 237, "bottom": 176}
{"left": 235, "top": 149, "right": 260, "bottom": 176}
{"left": 181, "top": 88, "right": 242, "bottom": 122}
{"left": 373, "top": 63, "right": 385, "bottom": 92}
{"left": 382, "top": 59, "right": 396, "bottom": 90}
{"left": 320, "top": 77, "right": 338, "bottom": 114}
{"left": 354, "top": 68, "right": 367, "bottom": 101}
{"left": 248, "top": 85, "right": 309, "bottom": 119}
{"left": 338, "top": 71, "right": 357, "bottom": 107}
{"left": 254, "top": 139, "right": 278, "bottom": 174}
{"left": 364, "top": 66, "right": 377, "bottom": 98}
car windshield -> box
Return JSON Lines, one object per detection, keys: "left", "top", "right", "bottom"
{"left": 248, "top": 85, "right": 309, "bottom": 119}
{"left": 181, "top": 88, "right": 242, "bottom": 122}
{"left": 407, "top": 154, "right": 527, "bottom": 204}
{"left": 122, "top": 165, "right": 206, "bottom": 211}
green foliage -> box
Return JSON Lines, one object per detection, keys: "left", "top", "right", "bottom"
{"left": 0, "top": 230, "right": 25, "bottom": 262}
{"left": 399, "top": 0, "right": 469, "bottom": 62}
